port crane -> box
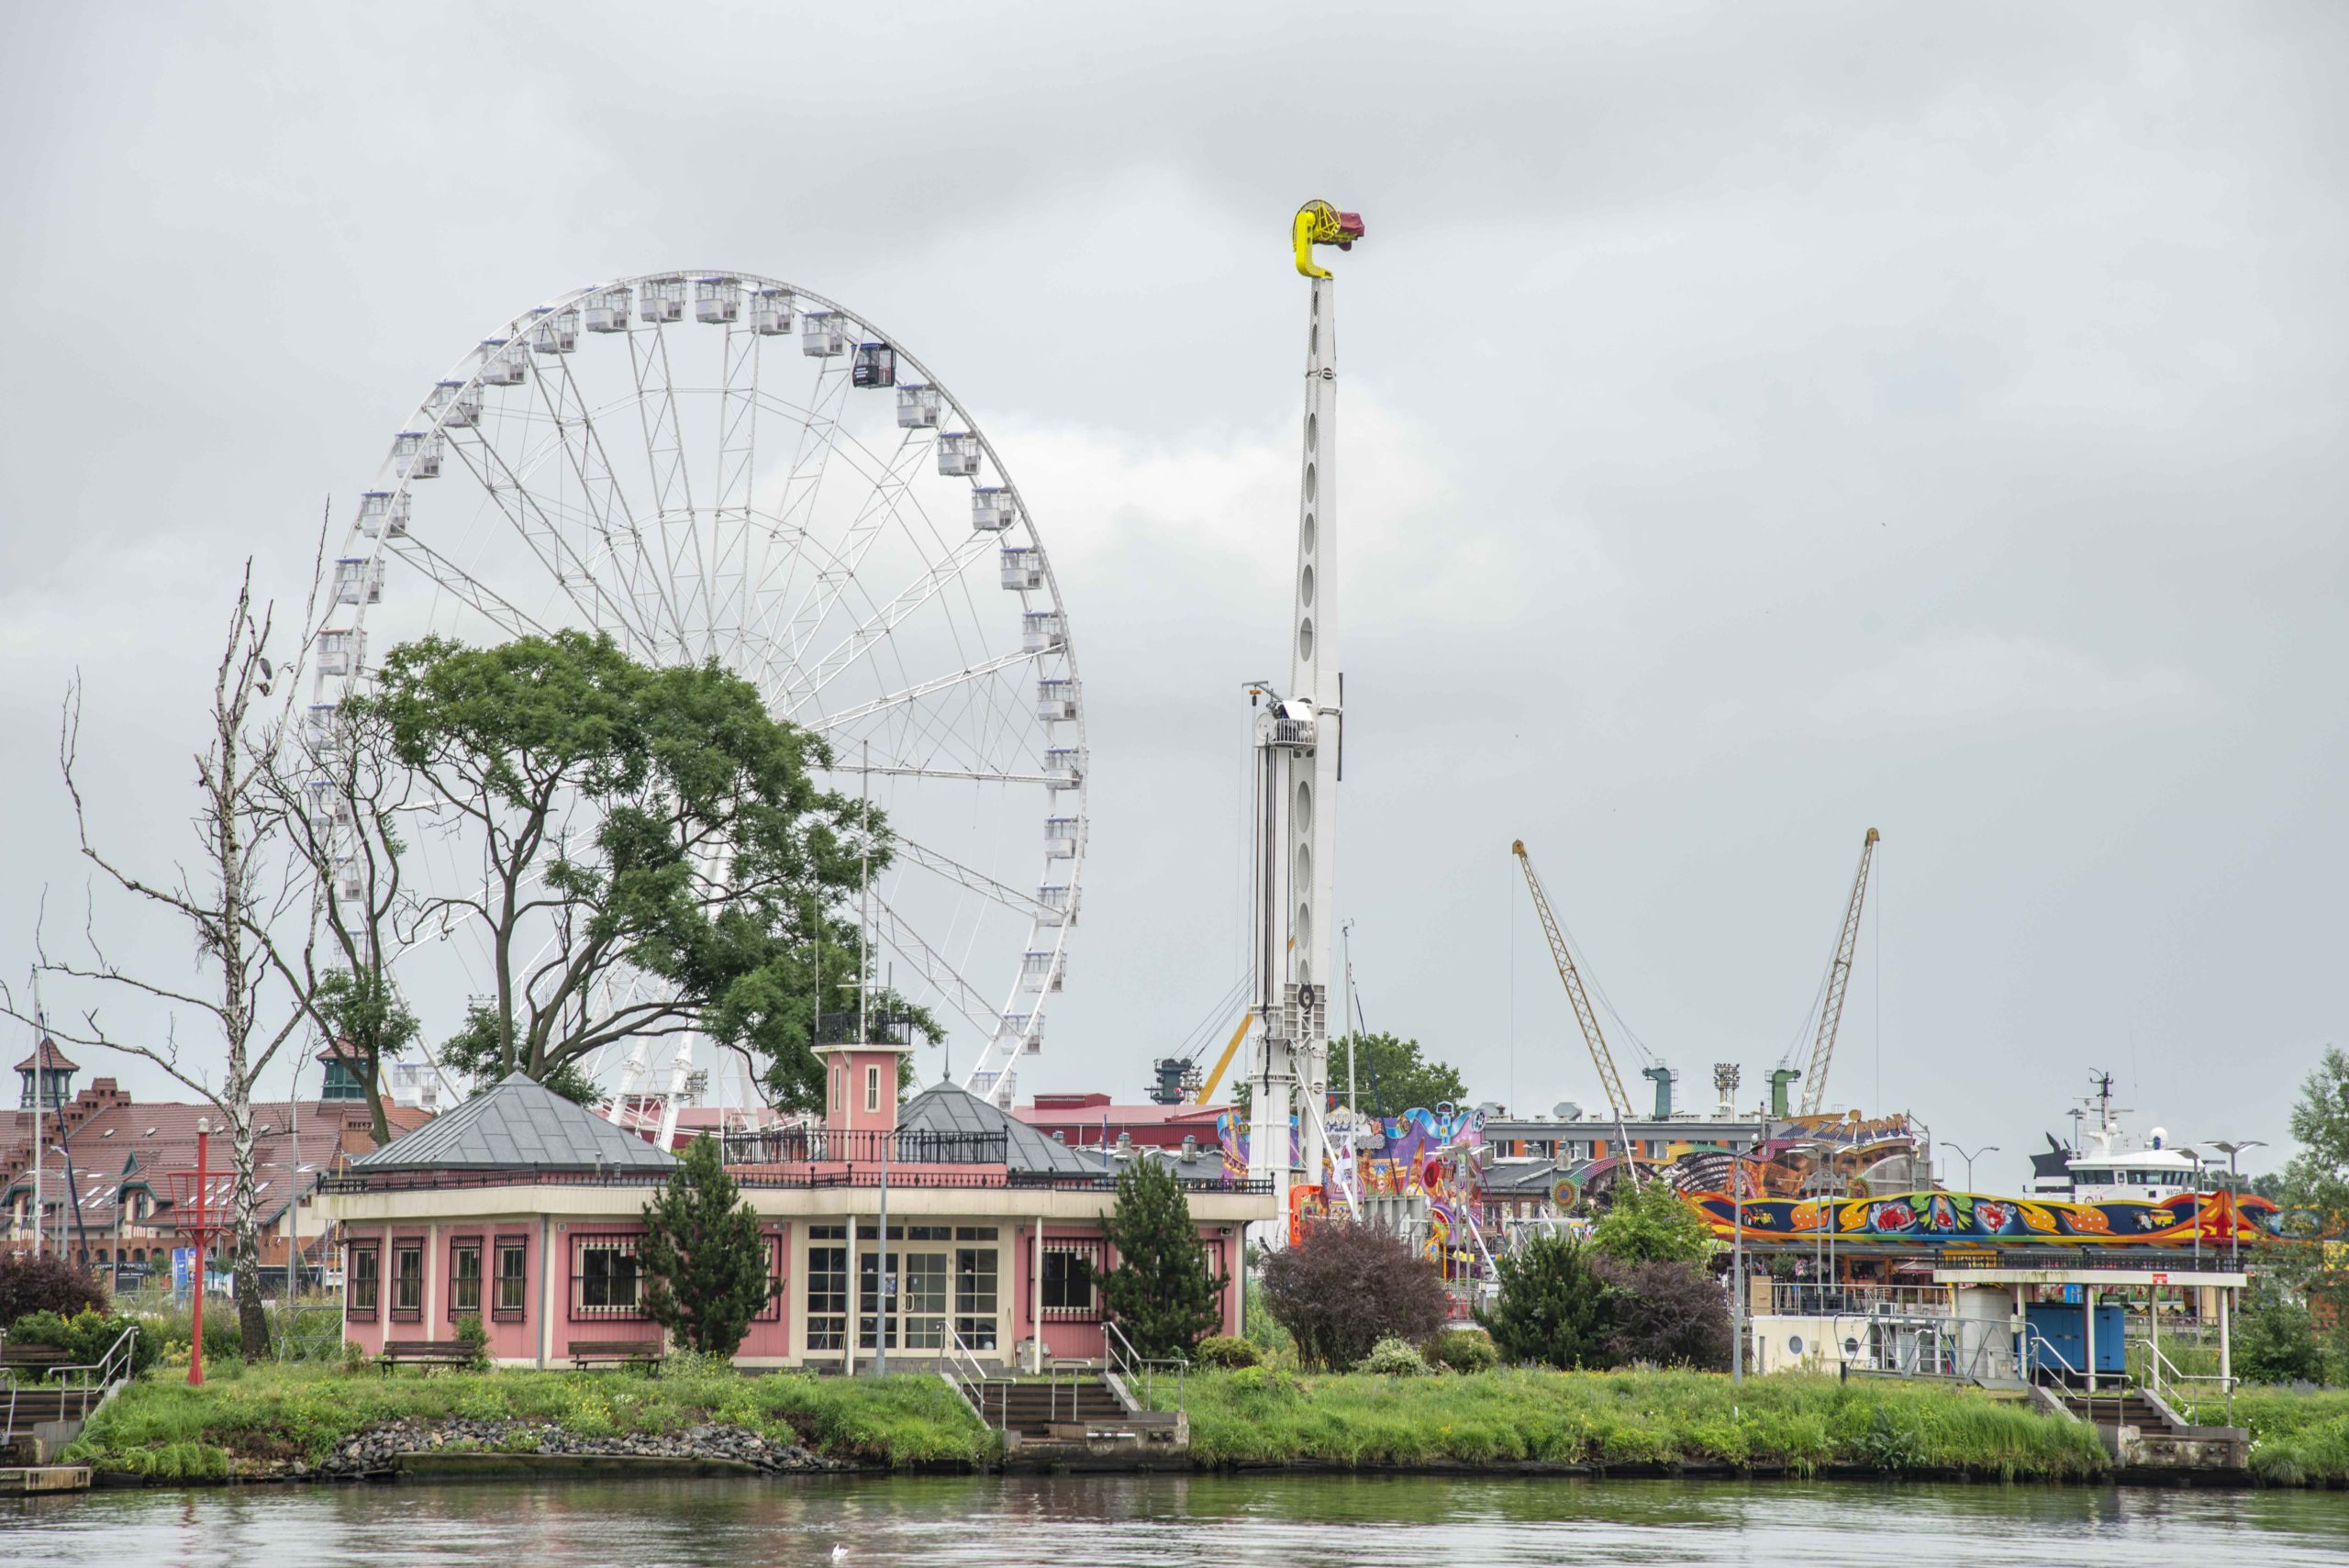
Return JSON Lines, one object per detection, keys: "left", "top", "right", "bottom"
{"left": 1793, "top": 828, "right": 1879, "bottom": 1117}
{"left": 1513, "top": 840, "right": 1631, "bottom": 1118}
{"left": 1513, "top": 839, "right": 1645, "bottom": 1187}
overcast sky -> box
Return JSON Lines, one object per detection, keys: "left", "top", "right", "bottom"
{"left": 3, "top": 3, "right": 2343, "bottom": 1192}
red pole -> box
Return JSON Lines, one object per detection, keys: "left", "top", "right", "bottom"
{"left": 189, "top": 1120, "right": 207, "bottom": 1387}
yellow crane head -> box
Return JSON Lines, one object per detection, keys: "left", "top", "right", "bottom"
{"left": 1293, "top": 200, "right": 1366, "bottom": 279}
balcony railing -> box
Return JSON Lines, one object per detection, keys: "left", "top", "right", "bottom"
{"left": 719, "top": 1127, "right": 1007, "bottom": 1166}
{"left": 814, "top": 1010, "right": 918, "bottom": 1046}
{"left": 318, "top": 1162, "right": 1275, "bottom": 1196}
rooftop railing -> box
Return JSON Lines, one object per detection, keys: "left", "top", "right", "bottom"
{"left": 719, "top": 1127, "right": 1008, "bottom": 1166}
{"left": 321, "top": 1162, "right": 1274, "bottom": 1196}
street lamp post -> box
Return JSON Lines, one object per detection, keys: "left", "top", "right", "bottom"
{"left": 1943, "top": 1142, "right": 2000, "bottom": 1193}
{"left": 2211, "top": 1140, "right": 2267, "bottom": 1273}
{"left": 1731, "top": 1135, "right": 1760, "bottom": 1385}
{"left": 190, "top": 1118, "right": 209, "bottom": 1387}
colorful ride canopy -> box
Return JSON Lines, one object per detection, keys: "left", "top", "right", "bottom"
{"left": 1687, "top": 1187, "right": 2298, "bottom": 1249}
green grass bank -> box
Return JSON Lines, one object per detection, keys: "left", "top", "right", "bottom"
{"left": 59, "top": 1362, "right": 2349, "bottom": 1487}
{"left": 1169, "top": 1367, "right": 2348, "bottom": 1484}
{"left": 63, "top": 1362, "right": 993, "bottom": 1480}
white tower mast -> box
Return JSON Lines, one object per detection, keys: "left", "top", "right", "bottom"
{"left": 1248, "top": 201, "right": 1364, "bottom": 1229}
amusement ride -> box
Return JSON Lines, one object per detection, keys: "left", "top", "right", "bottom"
{"left": 306, "top": 272, "right": 1085, "bottom": 1134}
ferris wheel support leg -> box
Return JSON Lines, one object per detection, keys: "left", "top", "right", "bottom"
{"left": 607, "top": 1043, "right": 648, "bottom": 1127}
{"left": 653, "top": 1039, "right": 693, "bottom": 1151}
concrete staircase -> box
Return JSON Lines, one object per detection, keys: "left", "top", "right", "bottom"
{"left": 1, "top": 1382, "right": 113, "bottom": 1465}
{"left": 950, "top": 1370, "right": 1187, "bottom": 1467}
{"left": 2059, "top": 1386, "right": 2249, "bottom": 1474}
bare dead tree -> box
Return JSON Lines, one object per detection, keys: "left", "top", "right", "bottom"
{"left": 257, "top": 693, "right": 421, "bottom": 1148}
{"left": 2, "top": 561, "right": 324, "bottom": 1358}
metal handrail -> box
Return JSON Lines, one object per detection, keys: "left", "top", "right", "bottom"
{"left": 1104, "top": 1318, "right": 1187, "bottom": 1418}
{"left": 2132, "top": 1336, "right": 2234, "bottom": 1426}
{"left": 48, "top": 1324, "right": 139, "bottom": 1393}
{"left": 939, "top": 1318, "right": 1011, "bottom": 1432}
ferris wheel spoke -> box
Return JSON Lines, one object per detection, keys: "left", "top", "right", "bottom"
{"left": 743, "top": 369, "right": 852, "bottom": 672}
{"left": 829, "top": 760, "right": 1058, "bottom": 788}
{"left": 389, "top": 534, "right": 553, "bottom": 641}
{"left": 711, "top": 325, "right": 764, "bottom": 668}
{"left": 780, "top": 528, "right": 998, "bottom": 713}
{"left": 769, "top": 430, "right": 936, "bottom": 682}
{"left": 794, "top": 647, "right": 1034, "bottom": 733}
{"left": 628, "top": 324, "right": 712, "bottom": 656}
{"left": 870, "top": 895, "right": 1003, "bottom": 1040}
{"left": 533, "top": 346, "right": 691, "bottom": 653}
{"left": 883, "top": 838, "right": 1052, "bottom": 921}
{"left": 440, "top": 420, "right": 652, "bottom": 647}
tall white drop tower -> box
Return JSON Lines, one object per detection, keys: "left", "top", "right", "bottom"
{"left": 1247, "top": 201, "right": 1364, "bottom": 1231}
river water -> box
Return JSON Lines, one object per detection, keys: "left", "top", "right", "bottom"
{"left": 5, "top": 1473, "right": 2345, "bottom": 1566}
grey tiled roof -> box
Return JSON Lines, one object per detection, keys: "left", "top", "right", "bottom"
{"left": 351, "top": 1073, "right": 676, "bottom": 1172}
{"left": 899, "top": 1082, "right": 1096, "bottom": 1175}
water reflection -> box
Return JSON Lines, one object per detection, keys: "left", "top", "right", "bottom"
{"left": 5, "top": 1473, "right": 2345, "bottom": 1567}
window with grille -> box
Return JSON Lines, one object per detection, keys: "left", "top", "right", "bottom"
{"left": 753, "top": 1233, "right": 785, "bottom": 1324}
{"left": 349, "top": 1243, "right": 380, "bottom": 1318}
{"left": 391, "top": 1242, "right": 423, "bottom": 1318}
{"left": 573, "top": 1236, "right": 642, "bottom": 1318}
{"left": 494, "top": 1239, "right": 528, "bottom": 1318}
{"left": 955, "top": 1246, "right": 998, "bottom": 1349}
{"left": 1039, "top": 1241, "right": 1100, "bottom": 1321}
{"left": 807, "top": 1244, "right": 848, "bottom": 1350}
{"left": 449, "top": 1239, "right": 483, "bottom": 1316}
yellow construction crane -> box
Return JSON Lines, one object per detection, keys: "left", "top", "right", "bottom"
{"left": 1797, "top": 828, "right": 1880, "bottom": 1117}
{"left": 1512, "top": 840, "right": 1635, "bottom": 1120}
{"left": 1191, "top": 935, "right": 1296, "bottom": 1105}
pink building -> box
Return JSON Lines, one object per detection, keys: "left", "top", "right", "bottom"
{"left": 319, "top": 1040, "right": 1274, "bottom": 1371}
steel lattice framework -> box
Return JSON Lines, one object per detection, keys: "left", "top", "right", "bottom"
{"left": 310, "top": 271, "right": 1083, "bottom": 1117}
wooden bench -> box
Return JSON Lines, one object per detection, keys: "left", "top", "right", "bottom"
{"left": 0, "top": 1345, "right": 72, "bottom": 1383}
{"left": 377, "top": 1339, "right": 476, "bottom": 1373}
{"left": 567, "top": 1339, "right": 662, "bottom": 1372}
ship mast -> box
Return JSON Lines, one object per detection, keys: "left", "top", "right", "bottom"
{"left": 1247, "top": 201, "right": 1364, "bottom": 1229}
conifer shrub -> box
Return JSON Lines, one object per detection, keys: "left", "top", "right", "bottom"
{"left": 1097, "top": 1157, "right": 1224, "bottom": 1360}
{"left": 639, "top": 1134, "right": 775, "bottom": 1358}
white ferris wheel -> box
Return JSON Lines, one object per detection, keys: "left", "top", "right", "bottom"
{"left": 310, "top": 271, "right": 1083, "bottom": 1114}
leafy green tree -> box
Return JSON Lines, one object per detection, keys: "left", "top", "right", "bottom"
{"left": 310, "top": 969, "right": 418, "bottom": 1144}
{"left": 1097, "top": 1157, "right": 1224, "bottom": 1359}
{"left": 1476, "top": 1233, "right": 1615, "bottom": 1369}
{"left": 1590, "top": 1178, "right": 1716, "bottom": 1265}
{"left": 1236, "top": 1031, "right": 1467, "bottom": 1119}
{"left": 358, "top": 630, "right": 932, "bottom": 1111}
{"left": 2266, "top": 1046, "right": 2349, "bottom": 1367}
{"left": 438, "top": 1002, "right": 603, "bottom": 1106}
{"left": 638, "top": 1135, "right": 775, "bottom": 1357}
{"left": 2234, "top": 1282, "right": 2328, "bottom": 1385}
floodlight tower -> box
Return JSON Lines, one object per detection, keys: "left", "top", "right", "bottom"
{"left": 1247, "top": 201, "right": 1364, "bottom": 1225}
